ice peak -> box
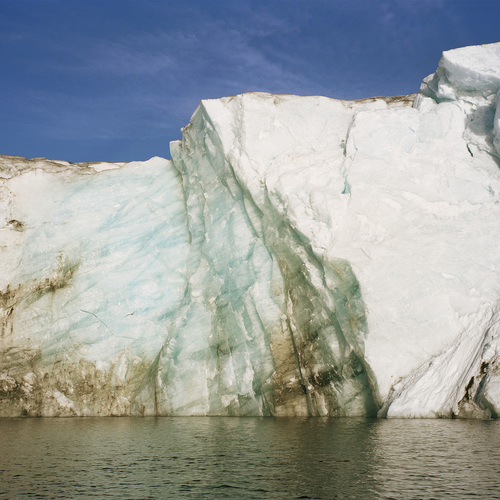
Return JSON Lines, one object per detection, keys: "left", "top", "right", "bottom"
{"left": 421, "top": 42, "right": 500, "bottom": 101}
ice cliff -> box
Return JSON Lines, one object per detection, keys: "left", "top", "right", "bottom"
{"left": 1, "top": 43, "right": 500, "bottom": 418}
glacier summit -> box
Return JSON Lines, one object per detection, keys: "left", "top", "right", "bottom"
{"left": 1, "top": 43, "right": 500, "bottom": 418}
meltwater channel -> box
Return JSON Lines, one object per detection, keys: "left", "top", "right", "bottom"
{"left": 1, "top": 417, "right": 499, "bottom": 499}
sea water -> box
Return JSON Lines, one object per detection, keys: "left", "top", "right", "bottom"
{"left": 1, "top": 417, "right": 499, "bottom": 499}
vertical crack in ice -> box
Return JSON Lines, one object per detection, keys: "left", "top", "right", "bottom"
{"left": 284, "top": 294, "right": 314, "bottom": 415}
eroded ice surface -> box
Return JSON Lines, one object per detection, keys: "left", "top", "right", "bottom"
{"left": 1, "top": 43, "right": 500, "bottom": 417}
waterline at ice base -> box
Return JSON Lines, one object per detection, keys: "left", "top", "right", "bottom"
{"left": 1, "top": 42, "right": 500, "bottom": 419}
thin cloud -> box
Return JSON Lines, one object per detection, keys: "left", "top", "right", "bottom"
{"left": 85, "top": 41, "right": 177, "bottom": 76}
{"left": 37, "top": 4, "right": 315, "bottom": 92}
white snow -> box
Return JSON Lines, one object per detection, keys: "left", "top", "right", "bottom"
{"left": 1, "top": 42, "right": 500, "bottom": 418}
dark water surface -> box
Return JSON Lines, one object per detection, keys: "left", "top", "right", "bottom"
{"left": 0, "top": 417, "right": 499, "bottom": 499}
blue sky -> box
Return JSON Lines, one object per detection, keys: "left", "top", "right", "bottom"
{"left": 1, "top": 0, "right": 499, "bottom": 163}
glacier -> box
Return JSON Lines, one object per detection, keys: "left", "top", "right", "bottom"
{"left": 1, "top": 42, "right": 500, "bottom": 418}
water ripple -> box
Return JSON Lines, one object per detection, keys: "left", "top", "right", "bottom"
{"left": 0, "top": 417, "right": 499, "bottom": 498}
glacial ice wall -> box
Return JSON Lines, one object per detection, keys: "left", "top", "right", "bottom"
{"left": 1, "top": 42, "right": 500, "bottom": 418}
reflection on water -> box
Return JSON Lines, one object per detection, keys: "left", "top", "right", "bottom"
{"left": 0, "top": 417, "right": 499, "bottom": 498}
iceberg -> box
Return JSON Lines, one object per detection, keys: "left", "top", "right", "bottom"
{"left": 1, "top": 43, "right": 500, "bottom": 418}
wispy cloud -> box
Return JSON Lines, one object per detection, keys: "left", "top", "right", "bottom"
{"left": 32, "top": 8, "right": 326, "bottom": 138}
{"left": 83, "top": 41, "right": 177, "bottom": 76}
{"left": 51, "top": 21, "right": 315, "bottom": 93}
